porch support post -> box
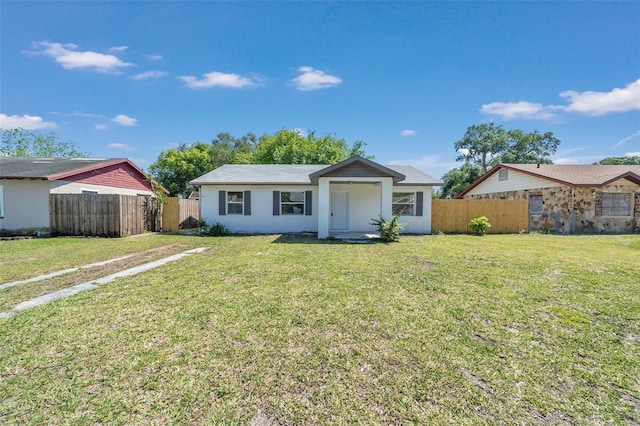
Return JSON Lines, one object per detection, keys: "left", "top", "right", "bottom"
{"left": 318, "top": 177, "right": 331, "bottom": 239}
{"left": 380, "top": 177, "right": 393, "bottom": 221}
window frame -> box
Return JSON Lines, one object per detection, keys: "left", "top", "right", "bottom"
{"left": 601, "top": 192, "right": 632, "bottom": 217}
{"left": 226, "top": 191, "right": 244, "bottom": 215}
{"left": 498, "top": 169, "right": 508, "bottom": 181}
{"left": 392, "top": 192, "right": 415, "bottom": 216}
{"left": 280, "top": 191, "right": 305, "bottom": 215}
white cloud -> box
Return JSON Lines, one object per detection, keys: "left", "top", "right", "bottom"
{"left": 109, "top": 46, "right": 128, "bottom": 52}
{"left": 107, "top": 143, "right": 134, "bottom": 151}
{"left": 0, "top": 113, "right": 57, "bottom": 130}
{"left": 112, "top": 114, "right": 137, "bottom": 126}
{"left": 553, "top": 158, "right": 581, "bottom": 165}
{"left": 146, "top": 55, "right": 163, "bottom": 61}
{"left": 95, "top": 124, "right": 108, "bottom": 130}
{"left": 561, "top": 79, "right": 640, "bottom": 116}
{"left": 480, "top": 101, "right": 560, "bottom": 120}
{"left": 615, "top": 130, "right": 640, "bottom": 147}
{"left": 133, "top": 70, "right": 169, "bottom": 80}
{"left": 400, "top": 130, "right": 416, "bottom": 136}
{"left": 625, "top": 151, "right": 640, "bottom": 157}
{"left": 292, "top": 66, "right": 342, "bottom": 91}
{"left": 292, "top": 128, "right": 308, "bottom": 137}
{"left": 457, "top": 148, "right": 470, "bottom": 156}
{"left": 72, "top": 111, "right": 102, "bottom": 118}
{"left": 179, "top": 71, "right": 255, "bottom": 89}
{"left": 27, "top": 41, "right": 133, "bottom": 73}
{"left": 482, "top": 79, "right": 640, "bottom": 120}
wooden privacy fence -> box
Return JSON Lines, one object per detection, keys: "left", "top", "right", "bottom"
{"left": 50, "top": 194, "right": 161, "bottom": 237}
{"left": 431, "top": 199, "right": 528, "bottom": 234}
{"left": 162, "top": 197, "right": 200, "bottom": 232}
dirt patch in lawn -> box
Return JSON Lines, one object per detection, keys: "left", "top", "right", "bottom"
{"left": 0, "top": 243, "right": 193, "bottom": 311}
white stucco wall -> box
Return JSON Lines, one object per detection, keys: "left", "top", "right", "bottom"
{"left": 199, "top": 185, "right": 318, "bottom": 234}
{"left": 465, "top": 170, "right": 552, "bottom": 196}
{"left": 330, "top": 182, "right": 381, "bottom": 233}
{"left": 395, "top": 185, "right": 433, "bottom": 234}
{"left": 198, "top": 182, "right": 434, "bottom": 236}
{"left": 0, "top": 179, "right": 50, "bottom": 230}
{"left": 50, "top": 181, "right": 155, "bottom": 196}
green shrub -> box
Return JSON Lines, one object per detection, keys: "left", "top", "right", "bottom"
{"left": 370, "top": 212, "right": 405, "bottom": 242}
{"left": 198, "top": 220, "right": 228, "bottom": 237}
{"left": 469, "top": 216, "right": 491, "bottom": 236}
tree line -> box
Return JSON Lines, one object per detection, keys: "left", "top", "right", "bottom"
{"left": 2, "top": 126, "right": 638, "bottom": 199}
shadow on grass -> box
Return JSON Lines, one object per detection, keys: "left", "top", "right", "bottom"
{"left": 271, "top": 233, "right": 347, "bottom": 244}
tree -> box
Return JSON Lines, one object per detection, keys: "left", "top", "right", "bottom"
{"left": 148, "top": 142, "right": 216, "bottom": 197}
{"left": 149, "top": 132, "right": 259, "bottom": 197}
{"left": 250, "top": 129, "right": 369, "bottom": 164}
{"left": 438, "top": 162, "right": 483, "bottom": 199}
{"left": 500, "top": 130, "right": 560, "bottom": 165}
{"left": 454, "top": 124, "right": 561, "bottom": 172}
{"left": 596, "top": 156, "right": 640, "bottom": 165}
{"left": 1, "top": 128, "right": 87, "bottom": 158}
{"left": 149, "top": 129, "right": 370, "bottom": 197}
{"left": 454, "top": 123, "right": 509, "bottom": 173}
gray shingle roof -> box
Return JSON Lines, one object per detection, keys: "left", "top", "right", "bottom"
{"left": 0, "top": 157, "right": 127, "bottom": 179}
{"left": 190, "top": 163, "right": 442, "bottom": 185}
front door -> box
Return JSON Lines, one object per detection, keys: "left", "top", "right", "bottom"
{"left": 331, "top": 191, "right": 348, "bottom": 230}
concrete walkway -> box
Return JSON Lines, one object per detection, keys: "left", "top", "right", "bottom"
{"left": 0, "top": 254, "right": 137, "bottom": 290}
{"left": 0, "top": 247, "right": 207, "bottom": 318}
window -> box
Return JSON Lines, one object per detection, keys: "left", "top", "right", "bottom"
{"left": 528, "top": 195, "right": 543, "bottom": 214}
{"left": 0, "top": 184, "right": 4, "bottom": 217}
{"left": 392, "top": 192, "right": 415, "bottom": 215}
{"left": 499, "top": 169, "right": 508, "bottom": 181}
{"left": 281, "top": 191, "right": 305, "bottom": 215}
{"left": 227, "top": 191, "right": 244, "bottom": 215}
{"left": 602, "top": 193, "right": 632, "bottom": 216}
{"left": 81, "top": 189, "right": 99, "bottom": 194}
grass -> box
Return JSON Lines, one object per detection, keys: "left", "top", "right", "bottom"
{"left": 1, "top": 233, "right": 639, "bottom": 424}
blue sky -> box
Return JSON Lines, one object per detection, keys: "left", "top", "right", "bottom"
{"left": 1, "top": 1, "right": 639, "bottom": 179}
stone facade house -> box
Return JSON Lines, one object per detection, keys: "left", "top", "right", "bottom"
{"left": 458, "top": 164, "right": 640, "bottom": 234}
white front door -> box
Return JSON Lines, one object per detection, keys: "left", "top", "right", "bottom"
{"left": 331, "top": 191, "right": 348, "bottom": 230}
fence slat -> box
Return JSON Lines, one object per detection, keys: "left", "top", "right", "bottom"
{"left": 49, "top": 194, "right": 161, "bottom": 237}
{"left": 432, "top": 199, "right": 528, "bottom": 234}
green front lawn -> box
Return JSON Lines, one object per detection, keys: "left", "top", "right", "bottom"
{"left": 1, "top": 234, "right": 639, "bottom": 424}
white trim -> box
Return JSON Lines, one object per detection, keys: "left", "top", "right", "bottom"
{"left": 0, "top": 184, "right": 4, "bottom": 217}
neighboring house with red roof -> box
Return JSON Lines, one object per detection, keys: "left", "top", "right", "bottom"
{"left": 191, "top": 156, "right": 442, "bottom": 238}
{"left": 0, "top": 157, "right": 164, "bottom": 232}
{"left": 458, "top": 164, "right": 640, "bottom": 233}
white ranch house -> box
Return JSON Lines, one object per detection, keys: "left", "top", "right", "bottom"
{"left": 191, "top": 156, "right": 442, "bottom": 238}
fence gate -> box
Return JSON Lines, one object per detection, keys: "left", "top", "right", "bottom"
{"left": 162, "top": 197, "right": 200, "bottom": 232}
{"left": 431, "top": 199, "right": 528, "bottom": 234}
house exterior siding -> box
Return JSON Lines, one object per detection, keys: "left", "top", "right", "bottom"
{"left": 50, "top": 180, "right": 155, "bottom": 196}
{"left": 200, "top": 185, "right": 318, "bottom": 234}
{"left": 465, "top": 179, "right": 639, "bottom": 233}
{"left": 0, "top": 179, "right": 50, "bottom": 231}
{"left": 199, "top": 182, "right": 434, "bottom": 235}
{"left": 464, "top": 170, "right": 554, "bottom": 195}
{"left": 60, "top": 163, "right": 154, "bottom": 192}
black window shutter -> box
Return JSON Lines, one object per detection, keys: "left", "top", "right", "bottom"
{"left": 415, "top": 191, "right": 424, "bottom": 216}
{"left": 305, "top": 190, "right": 312, "bottom": 215}
{"left": 219, "top": 191, "right": 226, "bottom": 215}
{"left": 244, "top": 191, "right": 251, "bottom": 215}
{"left": 273, "top": 191, "right": 280, "bottom": 215}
